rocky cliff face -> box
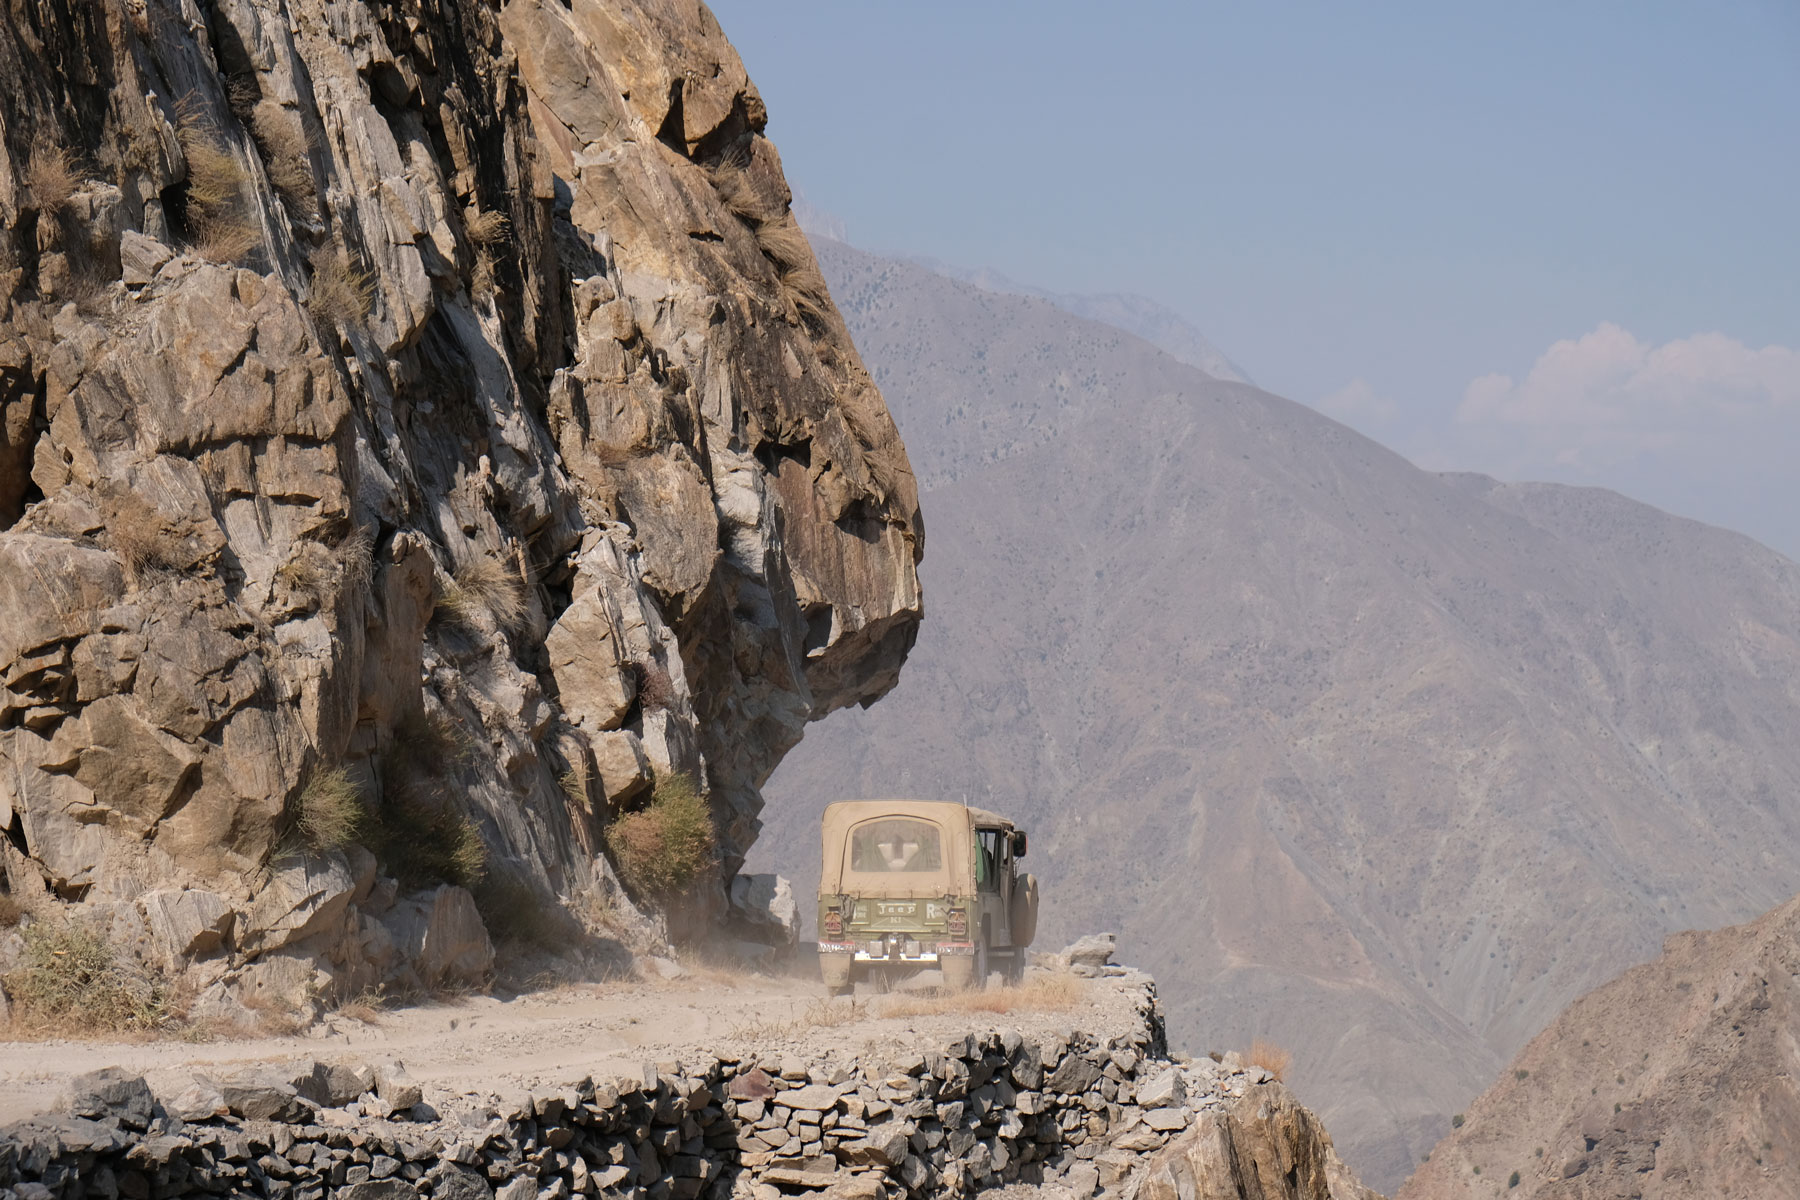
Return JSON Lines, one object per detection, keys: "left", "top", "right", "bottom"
{"left": 0, "top": 0, "right": 920, "bottom": 1014}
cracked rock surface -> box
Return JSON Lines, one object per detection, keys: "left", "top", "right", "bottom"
{"left": 0, "top": 0, "right": 920, "bottom": 1009}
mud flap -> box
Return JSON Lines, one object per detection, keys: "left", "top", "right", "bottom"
{"left": 820, "top": 951, "right": 853, "bottom": 993}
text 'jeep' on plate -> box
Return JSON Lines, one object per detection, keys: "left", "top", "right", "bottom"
{"left": 817, "top": 799, "right": 1039, "bottom": 993}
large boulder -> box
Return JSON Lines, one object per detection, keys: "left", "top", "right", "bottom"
{"left": 379, "top": 886, "right": 494, "bottom": 988}
{"left": 729, "top": 873, "right": 799, "bottom": 947}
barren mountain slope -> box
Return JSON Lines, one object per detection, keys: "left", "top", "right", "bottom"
{"left": 751, "top": 240, "right": 1800, "bottom": 1191}
{"left": 1399, "top": 894, "right": 1800, "bottom": 1199}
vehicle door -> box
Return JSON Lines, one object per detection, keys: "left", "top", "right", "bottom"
{"left": 974, "top": 826, "right": 1011, "bottom": 946}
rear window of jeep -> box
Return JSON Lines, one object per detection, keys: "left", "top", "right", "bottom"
{"left": 849, "top": 819, "right": 944, "bottom": 872}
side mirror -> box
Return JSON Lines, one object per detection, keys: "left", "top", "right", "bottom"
{"left": 1011, "top": 830, "right": 1028, "bottom": 859}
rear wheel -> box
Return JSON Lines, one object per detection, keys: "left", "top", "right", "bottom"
{"left": 973, "top": 939, "right": 990, "bottom": 992}
{"left": 1003, "top": 947, "right": 1025, "bottom": 987}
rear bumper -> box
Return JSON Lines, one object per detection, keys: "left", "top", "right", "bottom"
{"left": 816, "top": 940, "right": 976, "bottom": 962}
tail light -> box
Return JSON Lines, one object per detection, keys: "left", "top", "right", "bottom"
{"left": 823, "top": 908, "right": 843, "bottom": 939}
{"left": 946, "top": 908, "right": 967, "bottom": 938}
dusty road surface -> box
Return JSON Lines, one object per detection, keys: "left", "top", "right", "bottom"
{"left": 0, "top": 964, "right": 1149, "bottom": 1124}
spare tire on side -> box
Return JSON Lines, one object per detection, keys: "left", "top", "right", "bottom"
{"left": 1010, "top": 872, "right": 1039, "bottom": 949}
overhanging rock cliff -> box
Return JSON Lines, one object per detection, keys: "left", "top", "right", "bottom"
{"left": 0, "top": 0, "right": 921, "bottom": 1012}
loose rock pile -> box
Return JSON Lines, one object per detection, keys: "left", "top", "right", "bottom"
{"left": 0, "top": 977, "right": 1295, "bottom": 1200}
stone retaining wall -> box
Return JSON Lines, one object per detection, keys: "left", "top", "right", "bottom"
{"left": 0, "top": 979, "right": 1287, "bottom": 1200}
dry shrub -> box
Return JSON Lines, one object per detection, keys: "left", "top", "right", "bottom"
{"left": 876, "top": 973, "right": 1087, "bottom": 1019}
{"left": 438, "top": 553, "right": 526, "bottom": 631}
{"left": 633, "top": 659, "right": 676, "bottom": 710}
{"left": 25, "top": 145, "right": 79, "bottom": 215}
{"left": 475, "top": 870, "right": 559, "bottom": 950}
{"left": 3, "top": 921, "right": 168, "bottom": 1033}
{"left": 367, "top": 711, "right": 486, "bottom": 890}
{"left": 108, "top": 492, "right": 186, "bottom": 578}
{"left": 178, "top": 123, "right": 258, "bottom": 263}
{"left": 224, "top": 75, "right": 261, "bottom": 125}
{"left": 294, "top": 766, "right": 363, "bottom": 852}
{"left": 308, "top": 247, "right": 374, "bottom": 326}
{"left": 607, "top": 772, "right": 715, "bottom": 898}
{"left": 1247, "top": 1038, "right": 1291, "bottom": 1081}
{"left": 0, "top": 893, "right": 21, "bottom": 928}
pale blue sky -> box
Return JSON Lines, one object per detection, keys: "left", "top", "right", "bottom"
{"left": 708, "top": 0, "right": 1800, "bottom": 559}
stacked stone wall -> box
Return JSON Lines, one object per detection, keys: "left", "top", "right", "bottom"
{"left": 0, "top": 979, "right": 1289, "bottom": 1200}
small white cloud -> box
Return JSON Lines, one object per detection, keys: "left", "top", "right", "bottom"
{"left": 1319, "top": 378, "right": 1399, "bottom": 424}
{"left": 1455, "top": 323, "right": 1800, "bottom": 469}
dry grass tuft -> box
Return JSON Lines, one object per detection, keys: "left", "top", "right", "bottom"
{"left": 438, "top": 553, "right": 527, "bottom": 631}
{"left": 108, "top": 492, "right": 186, "bottom": 579}
{"left": 332, "top": 987, "right": 389, "bottom": 1026}
{"left": 707, "top": 145, "right": 762, "bottom": 223}
{"left": 293, "top": 767, "right": 364, "bottom": 853}
{"left": 339, "top": 525, "right": 375, "bottom": 589}
{"left": 876, "top": 973, "right": 1088, "bottom": 1019}
{"left": 466, "top": 208, "right": 509, "bottom": 247}
{"left": 178, "top": 124, "right": 258, "bottom": 264}
{"left": 470, "top": 247, "right": 497, "bottom": 301}
{"left": 274, "top": 544, "right": 331, "bottom": 605}
{"left": 251, "top": 109, "right": 317, "bottom": 218}
{"left": 0, "top": 893, "right": 21, "bottom": 928}
{"left": 3, "top": 921, "right": 169, "bottom": 1033}
{"left": 753, "top": 219, "right": 813, "bottom": 273}
{"left": 308, "top": 247, "right": 375, "bottom": 326}
{"left": 607, "top": 772, "right": 715, "bottom": 899}
{"left": 559, "top": 765, "right": 592, "bottom": 815}
{"left": 1247, "top": 1038, "right": 1291, "bottom": 1081}
{"left": 25, "top": 145, "right": 80, "bottom": 215}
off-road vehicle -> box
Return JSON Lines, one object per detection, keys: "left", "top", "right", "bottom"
{"left": 817, "top": 799, "right": 1039, "bottom": 994}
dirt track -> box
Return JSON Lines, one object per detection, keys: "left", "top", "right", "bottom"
{"left": 0, "top": 962, "right": 1151, "bottom": 1125}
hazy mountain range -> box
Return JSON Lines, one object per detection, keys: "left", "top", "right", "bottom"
{"left": 749, "top": 237, "right": 1800, "bottom": 1191}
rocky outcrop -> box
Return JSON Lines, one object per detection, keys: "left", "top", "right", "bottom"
{"left": 1397, "top": 892, "right": 1800, "bottom": 1200}
{"left": 1139, "top": 1087, "right": 1381, "bottom": 1200}
{"left": 0, "top": 0, "right": 920, "bottom": 1013}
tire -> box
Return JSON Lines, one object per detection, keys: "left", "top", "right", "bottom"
{"left": 1010, "top": 873, "right": 1039, "bottom": 949}
{"left": 1004, "top": 948, "right": 1025, "bottom": 987}
{"left": 973, "top": 938, "right": 989, "bottom": 992}
{"left": 941, "top": 953, "right": 977, "bottom": 992}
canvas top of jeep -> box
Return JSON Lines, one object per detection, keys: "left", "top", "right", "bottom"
{"left": 819, "top": 799, "right": 1016, "bottom": 900}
